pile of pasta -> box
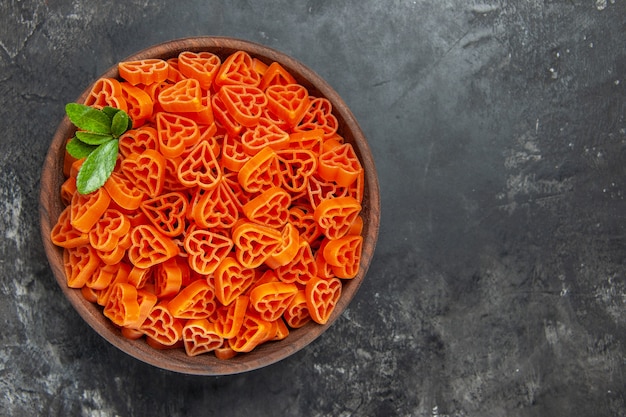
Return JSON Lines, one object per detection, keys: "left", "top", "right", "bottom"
{"left": 51, "top": 50, "right": 365, "bottom": 358}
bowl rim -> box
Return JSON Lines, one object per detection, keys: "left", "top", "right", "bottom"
{"left": 39, "top": 36, "right": 380, "bottom": 375}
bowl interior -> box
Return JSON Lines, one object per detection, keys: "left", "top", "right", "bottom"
{"left": 39, "top": 36, "right": 380, "bottom": 375}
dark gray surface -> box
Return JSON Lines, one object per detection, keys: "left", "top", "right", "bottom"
{"left": 1, "top": 1, "right": 625, "bottom": 416}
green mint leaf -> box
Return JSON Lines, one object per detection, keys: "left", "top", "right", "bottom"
{"left": 65, "top": 103, "right": 112, "bottom": 135}
{"left": 66, "top": 136, "right": 97, "bottom": 159}
{"left": 111, "top": 110, "right": 130, "bottom": 137}
{"left": 101, "top": 106, "right": 121, "bottom": 120}
{"left": 75, "top": 131, "right": 114, "bottom": 145}
{"left": 103, "top": 106, "right": 133, "bottom": 131}
{"left": 76, "top": 139, "right": 119, "bottom": 194}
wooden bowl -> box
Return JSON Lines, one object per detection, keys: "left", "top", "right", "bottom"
{"left": 39, "top": 37, "right": 380, "bottom": 375}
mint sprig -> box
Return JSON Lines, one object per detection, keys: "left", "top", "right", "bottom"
{"left": 65, "top": 103, "right": 132, "bottom": 194}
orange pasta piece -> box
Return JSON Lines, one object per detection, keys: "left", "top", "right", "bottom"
{"left": 214, "top": 295, "right": 249, "bottom": 338}
{"left": 96, "top": 233, "right": 132, "bottom": 266}
{"left": 85, "top": 262, "right": 117, "bottom": 290}
{"left": 182, "top": 319, "right": 224, "bottom": 356}
{"left": 118, "top": 125, "right": 159, "bottom": 158}
{"left": 211, "top": 93, "right": 244, "bottom": 137}
{"left": 276, "top": 148, "right": 317, "bottom": 193}
{"left": 158, "top": 78, "right": 204, "bottom": 113}
{"left": 313, "top": 196, "right": 361, "bottom": 240}
{"left": 275, "top": 238, "right": 317, "bottom": 286}
{"left": 103, "top": 282, "right": 141, "bottom": 327}
{"left": 119, "top": 149, "right": 166, "bottom": 198}
{"left": 266, "top": 83, "right": 310, "bottom": 127}
{"left": 140, "top": 191, "right": 188, "bottom": 237}
{"left": 63, "top": 245, "right": 100, "bottom": 288}
{"left": 288, "top": 129, "right": 324, "bottom": 154}
{"left": 214, "top": 256, "right": 257, "bottom": 306}
{"left": 88, "top": 208, "right": 131, "bottom": 252}
{"left": 242, "top": 186, "right": 291, "bottom": 228}
{"left": 81, "top": 285, "right": 99, "bottom": 304}
{"left": 318, "top": 142, "right": 363, "bottom": 187}
{"left": 214, "top": 344, "right": 238, "bottom": 360}
{"left": 240, "top": 117, "right": 290, "bottom": 155}
{"left": 50, "top": 206, "right": 89, "bottom": 249}
{"left": 128, "top": 224, "right": 179, "bottom": 268}
{"left": 265, "top": 222, "right": 300, "bottom": 269}
{"left": 218, "top": 84, "right": 267, "bottom": 127}
{"left": 294, "top": 97, "right": 338, "bottom": 140}
{"left": 168, "top": 279, "right": 217, "bottom": 320}
{"left": 184, "top": 229, "right": 233, "bottom": 275}
{"left": 179, "top": 92, "right": 216, "bottom": 126}
{"left": 140, "top": 303, "right": 184, "bottom": 347}
{"left": 283, "top": 290, "right": 311, "bottom": 329}
{"left": 60, "top": 176, "right": 77, "bottom": 206}
{"left": 232, "top": 221, "right": 283, "bottom": 269}
{"left": 125, "top": 289, "right": 158, "bottom": 330}
{"left": 288, "top": 205, "right": 322, "bottom": 244}
{"left": 156, "top": 112, "right": 200, "bottom": 158}
{"left": 177, "top": 51, "right": 221, "bottom": 90}
{"left": 177, "top": 140, "right": 222, "bottom": 190}
{"left": 214, "top": 50, "right": 260, "bottom": 88}
{"left": 154, "top": 257, "right": 185, "bottom": 298}
{"left": 237, "top": 146, "right": 282, "bottom": 194}
{"left": 103, "top": 172, "right": 145, "bottom": 211}
{"left": 84, "top": 77, "right": 127, "bottom": 112}
{"left": 118, "top": 59, "right": 169, "bottom": 86}
{"left": 221, "top": 133, "right": 250, "bottom": 172}
{"left": 121, "top": 82, "right": 153, "bottom": 127}
{"left": 249, "top": 281, "right": 298, "bottom": 322}
{"left": 322, "top": 234, "right": 363, "bottom": 279}
{"left": 305, "top": 276, "right": 342, "bottom": 325}
{"left": 96, "top": 262, "right": 131, "bottom": 307}
{"left": 165, "top": 58, "right": 185, "bottom": 83}
{"left": 314, "top": 239, "right": 336, "bottom": 279}
{"left": 228, "top": 310, "right": 274, "bottom": 353}
{"left": 190, "top": 181, "right": 240, "bottom": 229}
{"left": 69, "top": 187, "right": 111, "bottom": 233}
{"left": 127, "top": 265, "right": 153, "bottom": 289}
{"left": 258, "top": 62, "right": 297, "bottom": 91}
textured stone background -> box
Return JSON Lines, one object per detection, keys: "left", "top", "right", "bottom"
{"left": 1, "top": 1, "right": 625, "bottom": 416}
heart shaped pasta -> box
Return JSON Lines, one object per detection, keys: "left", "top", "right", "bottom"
{"left": 276, "top": 148, "right": 317, "bottom": 193}
{"left": 219, "top": 84, "right": 267, "bottom": 127}
{"left": 237, "top": 147, "right": 282, "bottom": 193}
{"left": 313, "top": 196, "right": 362, "bottom": 240}
{"left": 119, "top": 149, "right": 166, "bottom": 198}
{"left": 266, "top": 83, "right": 310, "bottom": 127}
{"left": 140, "top": 303, "right": 184, "bottom": 346}
{"left": 182, "top": 319, "right": 224, "bottom": 357}
{"left": 177, "top": 140, "right": 222, "bottom": 190}
{"left": 323, "top": 234, "right": 363, "bottom": 279}
{"left": 232, "top": 221, "right": 282, "bottom": 269}
{"left": 168, "top": 279, "right": 218, "bottom": 320}
{"left": 178, "top": 51, "right": 221, "bottom": 89}
{"left": 84, "top": 77, "right": 127, "bottom": 112}
{"left": 140, "top": 191, "right": 188, "bottom": 237}
{"left": 241, "top": 117, "right": 289, "bottom": 155}
{"left": 242, "top": 186, "right": 291, "bottom": 228}
{"left": 118, "top": 59, "right": 169, "bottom": 86}
{"left": 158, "top": 78, "right": 203, "bottom": 113}
{"left": 294, "top": 97, "right": 338, "bottom": 139}
{"left": 305, "top": 276, "right": 342, "bottom": 325}
{"left": 214, "top": 256, "right": 257, "bottom": 306}
{"left": 128, "top": 224, "right": 179, "bottom": 268}
{"left": 184, "top": 229, "right": 234, "bottom": 275}
{"left": 249, "top": 282, "right": 299, "bottom": 322}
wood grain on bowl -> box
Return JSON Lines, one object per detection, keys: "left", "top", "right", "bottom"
{"left": 39, "top": 37, "right": 380, "bottom": 375}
